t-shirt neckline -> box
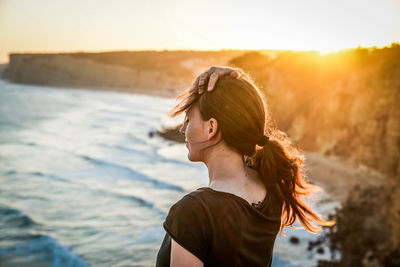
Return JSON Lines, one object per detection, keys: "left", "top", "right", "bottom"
{"left": 197, "top": 187, "right": 268, "bottom": 210}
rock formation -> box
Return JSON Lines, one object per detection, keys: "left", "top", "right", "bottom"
{"left": 228, "top": 45, "right": 400, "bottom": 266}
{"left": 2, "top": 50, "right": 246, "bottom": 95}
{"left": 3, "top": 46, "right": 399, "bottom": 265}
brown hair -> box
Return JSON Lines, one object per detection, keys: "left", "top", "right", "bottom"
{"left": 168, "top": 69, "right": 335, "bottom": 233}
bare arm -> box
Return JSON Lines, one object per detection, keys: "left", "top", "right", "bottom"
{"left": 170, "top": 238, "right": 204, "bottom": 267}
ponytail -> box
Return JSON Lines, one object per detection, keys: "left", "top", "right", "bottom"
{"left": 168, "top": 68, "right": 335, "bottom": 234}
{"left": 246, "top": 129, "right": 335, "bottom": 234}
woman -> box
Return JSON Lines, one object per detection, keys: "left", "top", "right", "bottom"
{"left": 156, "top": 66, "right": 333, "bottom": 267}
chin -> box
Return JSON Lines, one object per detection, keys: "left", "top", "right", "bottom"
{"left": 187, "top": 152, "right": 201, "bottom": 162}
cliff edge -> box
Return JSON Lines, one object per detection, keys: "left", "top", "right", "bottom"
{"left": 2, "top": 50, "right": 246, "bottom": 96}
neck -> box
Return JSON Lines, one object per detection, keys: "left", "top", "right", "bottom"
{"left": 203, "top": 143, "right": 253, "bottom": 191}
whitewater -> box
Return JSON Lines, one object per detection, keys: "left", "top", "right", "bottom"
{"left": 0, "top": 81, "right": 338, "bottom": 266}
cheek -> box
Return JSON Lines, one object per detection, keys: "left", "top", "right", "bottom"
{"left": 186, "top": 125, "right": 194, "bottom": 140}
{"left": 186, "top": 123, "right": 200, "bottom": 141}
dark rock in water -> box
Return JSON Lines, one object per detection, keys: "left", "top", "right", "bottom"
{"left": 156, "top": 125, "right": 185, "bottom": 143}
{"left": 316, "top": 247, "right": 324, "bottom": 254}
{"left": 289, "top": 236, "right": 299, "bottom": 244}
{"left": 148, "top": 131, "right": 154, "bottom": 138}
{"left": 307, "top": 238, "right": 324, "bottom": 251}
{"left": 317, "top": 260, "right": 341, "bottom": 267}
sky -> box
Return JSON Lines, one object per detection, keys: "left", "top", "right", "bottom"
{"left": 0, "top": 0, "right": 399, "bottom": 63}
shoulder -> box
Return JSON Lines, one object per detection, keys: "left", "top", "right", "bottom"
{"left": 186, "top": 187, "right": 226, "bottom": 205}
{"left": 163, "top": 188, "right": 213, "bottom": 262}
{"left": 167, "top": 194, "right": 201, "bottom": 219}
{"left": 166, "top": 188, "right": 212, "bottom": 221}
{"left": 163, "top": 188, "right": 221, "bottom": 240}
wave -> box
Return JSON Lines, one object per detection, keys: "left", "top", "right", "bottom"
{"left": 0, "top": 205, "right": 39, "bottom": 228}
{"left": 104, "top": 139, "right": 193, "bottom": 169}
{"left": 0, "top": 120, "right": 25, "bottom": 131}
{"left": 30, "top": 171, "right": 70, "bottom": 183}
{"left": 0, "top": 204, "right": 89, "bottom": 266}
{"left": 125, "top": 132, "right": 150, "bottom": 144}
{"left": 106, "top": 190, "right": 166, "bottom": 216}
{"left": 103, "top": 143, "right": 192, "bottom": 167}
{"left": 0, "top": 233, "right": 89, "bottom": 267}
{"left": 100, "top": 143, "right": 150, "bottom": 158}
{"left": 0, "top": 141, "right": 38, "bottom": 149}
{"left": 111, "top": 192, "right": 155, "bottom": 208}
{"left": 79, "top": 154, "right": 185, "bottom": 192}
{"left": 272, "top": 257, "right": 298, "bottom": 267}
{"left": 156, "top": 155, "right": 192, "bottom": 167}
{"left": 90, "top": 188, "right": 159, "bottom": 211}
{"left": 96, "top": 108, "right": 143, "bottom": 118}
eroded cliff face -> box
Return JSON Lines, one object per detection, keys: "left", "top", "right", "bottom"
{"left": 5, "top": 48, "right": 397, "bottom": 178}
{"left": 2, "top": 51, "right": 246, "bottom": 95}
{"left": 3, "top": 47, "right": 399, "bottom": 261}
{"left": 229, "top": 46, "right": 400, "bottom": 263}
{"left": 231, "top": 47, "right": 400, "bottom": 179}
{"left": 0, "top": 64, "right": 7, "bottom": 77}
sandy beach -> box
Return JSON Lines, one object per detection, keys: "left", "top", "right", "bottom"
{"left": 304, "top": 152, "right": 387, "bottom": 203}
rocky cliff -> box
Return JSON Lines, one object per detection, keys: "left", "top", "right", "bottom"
{"left": 3, "top": 46, "right": 399, "bottom": 265}
{"left": 2, "top": 51, "right": 247, "bottom": 95}
{"left": 0, "top": 64, "right": 7, "bottom": 77}
{"left": 228, "top": 45, "right": 400, "bottom": 266}
{"left": 230, "top": 46, "right": 399, "bottom": 180}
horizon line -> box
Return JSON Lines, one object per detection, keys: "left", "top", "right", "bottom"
{"left": 1, "top": 43, "right": 399, "bottom": 64}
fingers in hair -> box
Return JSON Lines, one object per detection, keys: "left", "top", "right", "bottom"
{"left": 230, "top": 70, "right": 239, "bottom": 78}
{"left": 198, "top": 71, "right": 211, "bottom": 94}
{"left": 190, "top": 76, "right": 200, "bottom": 94}
{"left": 207, "top": 73, "right": 219, "bottom": 91}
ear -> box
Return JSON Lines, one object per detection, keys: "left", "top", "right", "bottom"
{"left": 206, "top": 118, "right": 220, "bottom": 140}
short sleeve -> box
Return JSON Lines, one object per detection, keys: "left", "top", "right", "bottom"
{"left": 163, "top": 195, "right": 211, "bottom": 262}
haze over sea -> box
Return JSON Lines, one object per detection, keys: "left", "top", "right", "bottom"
{"left": 0, "top": 80, "right": 338, "bottom": 266}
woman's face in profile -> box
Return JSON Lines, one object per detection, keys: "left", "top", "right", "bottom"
{"left": 180, "top": 104, "right": 208, "bottom": 162}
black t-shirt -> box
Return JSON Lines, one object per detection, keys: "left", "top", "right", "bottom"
{"left": 156, "top": 187, "right": 282, "bottom": 267}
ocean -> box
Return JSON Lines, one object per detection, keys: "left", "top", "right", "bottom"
{"left": 0, "top": 80, "right": 338, "bottom": 266}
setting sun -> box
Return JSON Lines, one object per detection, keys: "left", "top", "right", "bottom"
{"left": 1, "top": 0, "right": 400, "bottom": 266}
{"left": 0, "top": 0, "right": 399, "bottom": 62}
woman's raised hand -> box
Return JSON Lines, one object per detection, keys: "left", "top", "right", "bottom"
{"left": 191, "top": 66, "right": 240, "bottom": 94}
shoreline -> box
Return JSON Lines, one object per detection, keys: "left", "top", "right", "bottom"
{"left": 0, "top": 79, "right": 179, "bottom": 99}
{"left": 1, "top": 79, "right": 384, "bottom": 204}
{"left": 2, "top": 80, "right": 395, "bottom": 266}
{"left": 304, "top": 152, "right": 387, "bottom": 203}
